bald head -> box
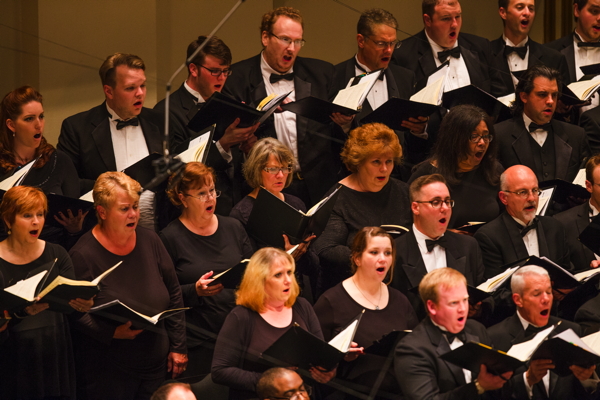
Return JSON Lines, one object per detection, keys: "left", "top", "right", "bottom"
{"left": 499, "top": 166, "right": 539, "bottom": 224}
{"left": 256, "top": 368, "right": 306, "bottom": 400}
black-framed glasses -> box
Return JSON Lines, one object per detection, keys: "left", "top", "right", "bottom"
{"left": 365, "top": 36, "right": 401, "bottom": 50}
{"left": 269, "top": 384, "right": 312, "bottom": 400}
{"left": 183, "top": 188, "right": 221, "bottom": 201}
{"left": 263, "top": 166, "right": 293, "bottom": 175}
{"left": 503, "top": 188, "right": 542, "bottom": 198}
{"left": 469, "top": 134, "right": 493, "bottom": 143}
{"left": 270, "top": 33, "right": 306, "bottom": 48}
{"left": 415, "top": 199, "right": 455, "bottom": 208}
{"left": 200, "top": 65, "right": 232, "bottom": 77}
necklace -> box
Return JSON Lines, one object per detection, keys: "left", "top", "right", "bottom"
{"left": 352, "top": 276, "right": 382, "bottom": 310}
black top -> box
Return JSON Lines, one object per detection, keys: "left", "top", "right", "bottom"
{"left": 0, "top": 243, "right": 77, "bottom": 399}
{"left": 70, "top": 227, "right": 186, "bottom": 379}
{"left": 313, "top": 178, "right": 412, "bottom": 289}
{"left": 409, "top": 162, "right": 504, "bottom": 229}
{"left": 314, "top": 282, "right": 418, "bottom": 395}
{"left": 159, "top": 216, "right": 253, "bottom": 347}
{"left": 212, "top": 297, "right": 322, "bottom": 400}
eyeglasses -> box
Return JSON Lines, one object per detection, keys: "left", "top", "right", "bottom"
{"left": 469, "top": 134, "right": 493, "bottom": 143}
{"left": 503, "top": 188, "right": 542, "bottom": 198}
{"left": 263, "top": 166, "right": 293, "bottom": 175}
{"left": 270, "top": 385, "right": 312, "bottom": 400}
{"left": 365, "top": 36, "right": 402, "bottom": 50}
{"left": 183, "top": 188, "right": 221, "bottom": 201}
{"left": 200, "top": 65, "right": 232, "bottom": 77}
{"left": 270, "top": 33, "right": 306, "bottom": 48}
{"left": 415, "top": 199, "right": 455, "bottom": 208}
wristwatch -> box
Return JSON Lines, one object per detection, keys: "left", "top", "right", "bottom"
{"left": 474, "top": 379, "right": 485, "bottom": 395}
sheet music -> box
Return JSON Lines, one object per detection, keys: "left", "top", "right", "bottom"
{"left": 0, "top": 159, "right": 37, "bottom": 191}
{"left": 536, "top": 187, "right": 554, "bottom": 216}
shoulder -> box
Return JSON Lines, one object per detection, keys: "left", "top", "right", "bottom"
{"left": 333, "top": 58, "right": 354, "bottom": 73}
{"left": 293, "top": 296, "right": 317, "bottom": 317}
{"left": 295, "top": 56, "right": 335, "bottom": 81}
{"left": 476, "top": 214, "right": 506, "bottom": 235}
{"left": 459, "top": 32, "right": 490, "bottom": 48}
{"left": 546, "top": 35, "right": 573, "bottom": 50}
{"left": 230, "top": 54, "right": 261, "bottom": 71}
{"left": 494, "top": 117, "right": 521, "bottom": 132}
{"left": 159, "top": 218, "right": 185, "bottom": 238}
{"left": 389, "top": 177, "right": 409, "bottom": 192}
{"left": 552, "top": 120, "right": 586, "bottom": 139}
{"left": 409, "top": 162, "right": 437, "bottom": 182}
{"left": 465, "top": 318, "right": 488, "bottom": 338}
{"left": 45, "top": 241, "right": 71, "bottom": 259}
{"left": 387, "top": 63, "right": 415, "bottom": 79}
{"left": 445, "top": 230, "right": 479, "bottom": 247}
{"left": 581, "top": 105, "right": 600, "bottom": 122}
{"left": 61, "top": 103, "right": 106, "bottom": 127}
{"left": 230, "top": 196, "right": 255, "bottom": 222}
{"left": 554, "top": 203, "right": 585, "bottom": 223}
{"left": 552, "top": 316, "right": 581, "bottom": 333}
{"left": 490, "top": 36, "right": 504, "bottom": 51}
{"left": 217, "top": 214, "right": 246, "bottom": 233}
{"left": 139, "top": 107, "right": 163, "bottom": 125}
{"left": 399, "top": 31, "right": 425, "bottom": 48}
{"left": 54, "top": 149, "right": 76, "bottom": 167}
{"left": 538, "top": 215, "right": 566, "bottom": 232}
{"left": 487, "top": 314, "right": 516, "bottom": 337}
{"left": 284, "top": 193, "right": 306, "bottom": 211}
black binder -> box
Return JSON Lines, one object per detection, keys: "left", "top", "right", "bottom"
{"left": 361, "top": 98, "right": 440, "bottom": 130}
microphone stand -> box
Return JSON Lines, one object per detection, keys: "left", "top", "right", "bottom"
{"left": 143, "top": 0, "right": 247, "bottom": 192}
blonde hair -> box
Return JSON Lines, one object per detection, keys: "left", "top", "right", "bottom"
{"left": 93, "top": 171, "right": 141, "bottom": 224}
{"left": 341, "top": 123, "right": 402, "bottom": 173}
{"left": 419, "top": 268, "right": 466, "bottom": 307}
{"left": 236, "top": 247, "right": 300, "bottom": 312}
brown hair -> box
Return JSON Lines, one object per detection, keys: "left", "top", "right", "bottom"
{"left": 423, "top": 0, "right": 460, "bottom": 17}
{"left": 99, "top": 53, "right": 145, "bottom": 88}
{"left": 341, "top": 123, "right": 402, "bottom": 173}
{"left": 350, "top": 226, "right": 396, "bottom": 284}
{"left": 236, "top": 247, "right": 300, "bottom": 313}
{"left": 260, "top": 7, "right": 304, "bottom": 36}
{"left": 419, "top": 267, "right": 466, "bottom": 307}
{"left": 0, "top": 186, "right": 47, "bottom": 232}
{"left": 186, "top": 35, "right": 232, "bottom": 69}
{"left": 409, "top": 174, "right": 448, "bottom": 202}
{"left": 357, "top": 8, "right": 398, "bottom": 37}
{"left": 0, "top": 86, "right": 55, "bottom": 171}
{"left": 243, "top": 137, "right": 295, "bottom": 189}
{"left": 166, "top": 162, "right": 215, "bottom": 208}
{"left": 586, "top": 154, "right": 600, "bottom": 183}
{"left": 150, "top": 382, "right": 192, "bottom": 400}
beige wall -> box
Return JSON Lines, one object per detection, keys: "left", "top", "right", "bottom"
{"left": 0, "top": 0, "right": 548, "bottom": 145}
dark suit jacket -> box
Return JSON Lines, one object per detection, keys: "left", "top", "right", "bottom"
{"left": 490, "top": 37, "right": 571, "bottom": 95}
{"left": 579, "top": 105, "right": 600, "bottom": 156}
{"left": 153, "top": 83, "right": 246, "bottom": 216}
{"left": 474, "top": 212, "right": 571, "bottom": 279}
{"left": 395, "top": 317, "right": 497, "bottom": 400}
{"left": 331, "top": 57, "right": 416, "bottom": 127}
{"left": 58, "top": 103, "right": 163, "bottom": 194}
{"left": 554, "top": 202, "right": 597, "bottom": 272}
{"left": 494, "top": 116, "right": 590, "bottom": 183}
{"left": 392, "top": 30, "right": 506, "bottom": 96}
{"left": 575, "top": 293, "right": 600, "bottom": 335}
{"left": 546, "top": 34, "right": 577, "bottom": 83}
{"left": 488, "top": 314, "right": 588, "bottom": 400}
{"left": 222, "top": 54, "right": 342, "bottom": 205}
{"left": 392, "top": 229, "right": 485, "bottom": 319}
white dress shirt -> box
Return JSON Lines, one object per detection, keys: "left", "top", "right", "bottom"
{"left": 574, "top": 31, "right": 600, "bottom": 114}
{"left": 354, "top": 55, "right": 388, "bottom": 110}
{"left": 260, "top": 53, "right": 300, "bottom": 171}
{"left": 523, "top": 113, "right": 548, "bottom": 147}
{"left": 512, "top": 216, "right": 540, "bottom": 257}
{"left": 516, "top": 311, "right": 550, "bottom": 398}
{"left": 503, "top": 35, "right": 530, "bottom": 89}
{"left": 413, "top": 224, "right": 447, "bottom": 273}
{"left": 425, "top": 31, "right": 471, "bottom": 92}
{"left": 589, "top": 202, "right": 600, "bottom": 261}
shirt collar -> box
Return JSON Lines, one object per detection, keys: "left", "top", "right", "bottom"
{"left": 106, "top": 103, "right": 123, "bottom": 121}
{"left": 503, "top": 34, "right": 529, "bottom": 48}
{"left": 355, "top": 54, "right": 372, "bottom": 73}
{"left": 511, "top": 215, "right": 534, "bottom": 228}
{"left": 184, "top": 81, "right": 205, "bottom": 104}
{"left": 413, "top": 223, "right": 444, "bottom": 242}
{"left": 590, "top": 201, "right": 599, "bottom": 217}
{"left": 425, "top": 29, "right": 458, "bottom": 56}
{"left": 516, "top": 309, "right": 542, "bottom": 330}
{"left": 522, "top": 113, "right": 537, "bottom": 132}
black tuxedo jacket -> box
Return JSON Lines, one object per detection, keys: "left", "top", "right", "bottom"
{"left": 488, "top": 314, "right": 588, "bottom": 400}
{"left": 474, "top": 213, "right": 571, "bottom": 279}
{"left": 330, "top": 57, "right": 416, "bottom": 126}
{"left": 58, "top": 103, "right": 163, "bottom": 194}
{"left": 546, "top": 34, "right": 578, "bottom": 83}
{"left": 392, "top": 30, "right": 506, "bottom": 96}
{"left": 153, "top": 83, "right": 246, "bottom": 216}
{"left": 575, "top": 293, "right": 600, "bottom": 335}
{"left": 579, "top": 105, "right": 600, "bottom": 156}
{"left": 490, "top": 37, "right": 571, "bottom": 95}
{"left": 395, "top": 317, "right": 497, "bottom": 400}
{"left": 494, "top": 116, "right": 590, "bottom": 183}
{"left": 392, "top": 229, "right": 485, "bottom": 319}
{"left": 222, "top": 54, "right": 342, "bottom": 205}
{"left": 554, "top": 202, "right": 597, "bottom": 272}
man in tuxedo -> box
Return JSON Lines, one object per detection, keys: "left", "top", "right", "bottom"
{"left": 395, "top": 268, "right": 512, "bottom": 399}
{"left": 256, "top": 368, "right": 309, "bottom": 400}
{"left": 554, "top": 155, "right": 600, "bottom": 272}
{"left": 153, "top": 36, "right": 258, "bottom": 216}
{"left": 58, "top": 53, "right": 163, "bottom": 229}
{"left": 392, "top": 173, "right": 484, "bottom": 318}
{"left": 474, "top": 165, "right": 571, "bottom": 279}
{"left": 491, "top": 0, "right": 570, "bottom": 94}
{"left": 494, "top": 65, "right": 590, "bottom": 184}
{"left": 222, "top": 7, "right": 342, "bottom": 207}
{"left": 487, "top": 266, "right": 597, "bottom": 399}
{"left": 391, "top": 0, "right": 506, "bottom": 165}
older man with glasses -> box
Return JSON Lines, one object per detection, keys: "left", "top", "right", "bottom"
{"left": 392, "top": 173, "right": 485, "bottom": 320}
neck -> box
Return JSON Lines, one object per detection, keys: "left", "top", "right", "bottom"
{"left": 457, "top": 159, "right": 477, "bottom": 173}
{"left": 5, "top": 235, "right": 40, "bottom": 256}
{"left": 180, "top": 209, "right": 215, "bottom": 230}
{"left": 505, "top": 30, "right": 528, "bottom": 46}
{"left": 414, "top": 221, "right": 442, "bottom": 240}
{"left": 356, "top": 52, "right": 373, "bottom": 72}
{"left": 13, "top": 143, "right": 36, "bottom": 165}
{"left": 95, "top": 224, "right": 134, "bottom": 247}
{"left": 264, "top": 300, "right": 286, "bottom": 313}
{"left": 350, "top": 173, "right": 385, "bottom": 193}
{"left": 591, "top": 198, "right": 600, "bottom": 212}
{"left": 353, "top": 271, "right": 382, "bottom": 293}
{"left": 576, "top": 28, "right": 598, "bottom": 43}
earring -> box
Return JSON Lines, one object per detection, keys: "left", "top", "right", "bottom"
{"left": 7, "top": 227, "right": 11, "bottom": 235}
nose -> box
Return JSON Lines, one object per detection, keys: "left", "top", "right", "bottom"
{"left": 457, "top": 299, "right": 467, "bottom": 314}
{"left": 451, "top": 17, "right": 458, "bottom": 28}
{"left": 32, "top": 215, "right": 40, "bottom": 225}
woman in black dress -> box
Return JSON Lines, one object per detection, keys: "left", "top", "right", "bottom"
{"left": 229, "top": 137, "right": 319, "bottom": 295}
{"left": 0, "top": 186, "right": 93, "bottom": 399}
{"left": 70, "top": 172, "right": 187, "bottom": 400}
{"left": 160, "top": 162, "right": 253, "bottom": 383}
{"left": 0, "top": 86, "right": 88, "bottom": 245}
{"left": 313, "top": 123, "right": 412, "bottom": 293}
{"left": 409, "top": 105, "right": 504, "bottom": 230}
{"left": 212, "top": 247, "right": 336, "bottom": 400}
{"left": 314, "top": 227, "right": 418, "bottom": 399}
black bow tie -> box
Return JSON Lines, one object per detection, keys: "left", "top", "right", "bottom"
{"left": 524, "top": 323, "right": 547, "bottom": 337}
{"left": 115, "top": 118, "right": 139, "bottom": 130}
{"left": 529, "top": 122, "right": 551, "bottom": 133}
{"left": 354, "top": 61, "right": 385, "bottom": 81}
{"left": 425, "top": 236, "right": 447, "bottom": 252}
{"left": 442, "top": 329, "right": 467, "bottom": 344}
{"left": 504, "top": 44, "right": 528, "bottom": 59}
{"left": 578, "top": 41, "right": 600, "bottom": 48}
{"left": 519, "top": 218, "right": 538, "bottom": 237}
{"left": 438, "top": 47, "right": 461, "bottom": 63}
{"left": 270, "top": 73, "right": 294, "bottom": 84}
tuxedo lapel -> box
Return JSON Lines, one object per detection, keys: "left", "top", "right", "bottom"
{"left": 510, "top": 118, "right": 536, "bottom": 170}
{"left": 294, "top": 74, "right": 311, "bottom": 143}
{"left": 445, "top": 246, "right": 467, "bottom": 276}
{"left": 536, "top": 219, "right": 551, "bottom": 259}
{"left": 501, "top": 213, "right": 530, "bottom": 260}
{"left": 577, "top": 203, "right": 597, "bottom": 260}
{"left": 552, "top": 121, "right": 573, "bottom": 180}
{"left": 402, "top": 231, "right": 429, "bottom": 288}
{"left": 90, "top": 107, "right": 117, "bottom": 172}
{"left": 561, "top": 43, "right": 576, "bottom": 82}
{"left": 385, "top": 67, "right": 400, "bottom": 99}
{"left": 492, "top": 37, "right": 515, "bottom": 92}
{"left": 140, "top": 112, "right": 163, "bottom": 154}
{"left": 425, "top": 319, "right": 467, "bottom": 386}
{"left": 460, "top": 45, "right": 483, "bottom": 86}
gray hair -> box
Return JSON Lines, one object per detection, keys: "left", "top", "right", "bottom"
{"left": 511, "top": 265, "right": 549, "bottom": 296}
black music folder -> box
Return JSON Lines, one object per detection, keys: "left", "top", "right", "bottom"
{"left": 208, "top": 259, "right": 249, "bottom": 290}
{"left": 440, "top": 341, "right": 525, "bottom": 375}
{"left": 361, "top": 98, "right": 440, "bottom": 130}
{"left": 442, "top": 85, "right": 512, "bottom": 122}
{"left": 365, "top": 330, "right": 411, "bottom": 356}
{"left": 45, "top": 193, "right": 95, "bottom": 229}
{"left": 579, "top": 214, "right": 600, "bottom": 256}
{"left": 281, "top": 97, "right": 360, "bottom": 124}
